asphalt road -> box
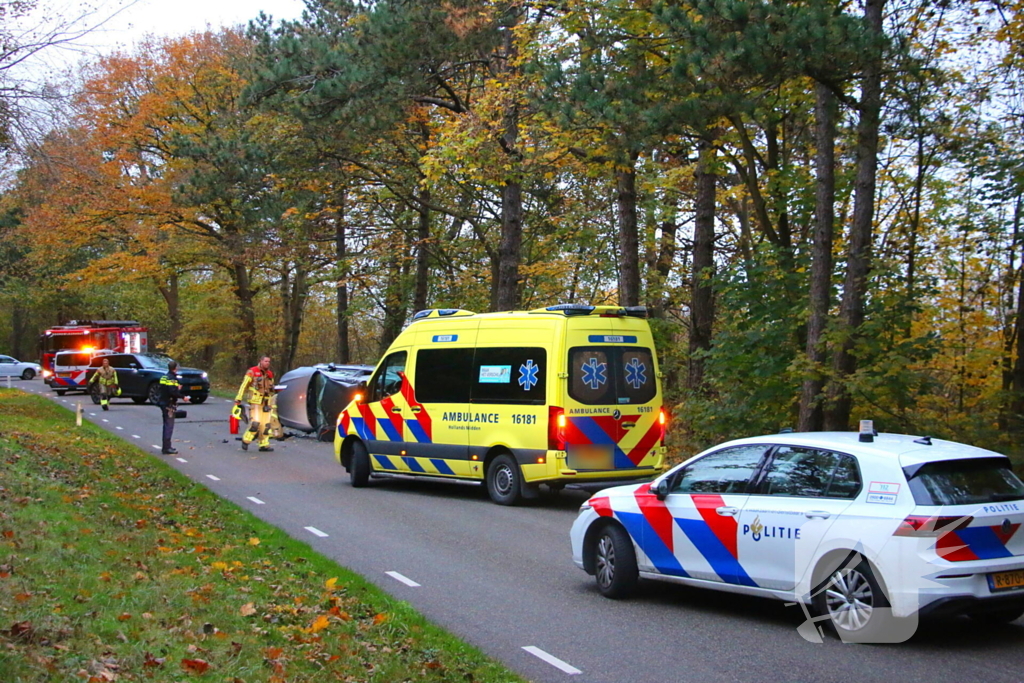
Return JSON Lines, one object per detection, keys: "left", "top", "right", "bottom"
{"left": 12, "top": 378, "right": 1024, "bottom": 683}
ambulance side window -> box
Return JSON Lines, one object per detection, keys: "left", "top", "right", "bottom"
{"left": 471, "top": 347, "right": 546, "bottom": 404}
{"left": 370, "top": 351, "right": 407, "bottom": 402}
{"left": 416, "top": 348, "right": 473, "bottom": 403}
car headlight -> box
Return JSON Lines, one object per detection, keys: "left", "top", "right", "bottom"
{"left": 201, "top": 372, "right": 208, "bottom": 379}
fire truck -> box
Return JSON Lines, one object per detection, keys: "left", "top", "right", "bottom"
{"left": 39, "top": 320, "right": 148, "bottom": 384}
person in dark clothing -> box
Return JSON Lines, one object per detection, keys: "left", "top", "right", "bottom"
{"left": 157, "top": 360, "right": 184, "bottom": 454}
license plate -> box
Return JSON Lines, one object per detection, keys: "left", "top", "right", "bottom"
{"left": 988, "top": 570, "right": 1024, "bottom": 592}
{"left": 191, "top": 385, "right": 203, "bottom": 390}
{"left": 567, "top": 445, "right": 613, "bottom": 470}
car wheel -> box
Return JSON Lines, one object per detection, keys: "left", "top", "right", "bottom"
{"left": 21, "top": 369, "right": 35, "bottom": 380}
{"left": 968, "top": 605, "right": 1024, "bottom": 625}
{"left": 131, "top": 396, "right": 147, "bottom": 404}
{"left": 812, "top": 552, "right": 910, "bottom": 643}
{"left": 89, "top": 385, "right": 102, "bottom": 405}
{"left": 486, "top": 453, "right": 521, "bottom": 506}
{"left": 56, "top": 390, "right": 66, "bottom": 396}
{"left": 349, "top": 440, "right": 370, "bottom": 487}
{"left": 147, "top": 382, "right": 160, "bottom": 405}
{"left": 593, "top": 523, "right": 638, "bottom": 599}
{"left": 190, "top": 393, "right": 208, "bottom": 404}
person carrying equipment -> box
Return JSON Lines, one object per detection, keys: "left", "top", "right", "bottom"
{"left": 88, "top": 357, "right": 120, "bottom": 411}
{"left": 234, "top": 355, "right": 275, "bottom": 452}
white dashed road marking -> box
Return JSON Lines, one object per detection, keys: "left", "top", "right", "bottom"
{"left": 131, "top": 435, "right": 140, "bottom": 439}
{"left": 247, "top": 497, "right": 265, "bottom": 505}
{"left": 115, "top": 426, "right": 123, "bottom": 430}
{"left": 385, "top": 571, "right": 421, "bottom": 587}
{"left": 89, "top": 413, "right": 96, "bottom": 416}
{"left": 176, "top": 458, "right": 187, "bottom": 463}
{"left": 304, "top": 526, "right": 328, "bottom": 538}
{"left": 206, "top": 474, "right": 220, "bottom": 481}
{"left": 102, "top": 419, "right": 109, "bottom": 423}
{"left": 522, "top": 647, "right": 581, "bottom": 675}
{"left": 151, "top": 445, "right": 160, "bottom": 450}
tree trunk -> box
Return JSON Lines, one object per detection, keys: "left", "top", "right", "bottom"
{"left": 492, "top": 5, "right": 523, "bottom": 312}
{"left": 231, "top": 259, "right": 258, "bottom": 373}
{"left": 281, "top": 262, "right": 308, "bottom": 373}
{"left": 799, "top": 83, "right": 837, "bottom": 432}
{"left": 616, "top": 152, "right": 641, "bottom": 307}
{"left": 157, "top": 273, "right": 180, "bottom": 343}
{"left": 379, "top": 229, "right": 411, "bottom": 356}
{"left": 9, "top": 301, "right": 26, "bottom": 360}
{"left": 823, "top": 0, "right": 886, "bottom": 431}
{"left": 414, "top": 186, "right": 431, "bottom": 314}
{"left": 688, "top": 135, "right": 717, "bottom": 394}
{"left": 335, "top": 190, "right": 350, "bottom": 364}
{"left": 1008, "top": 195, "right": 1024, "bottom": 430}
{"left": 649, "top": 220, "right": 678, "bottom": 320}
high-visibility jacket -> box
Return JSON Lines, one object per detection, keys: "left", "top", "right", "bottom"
{"left": 89, "top": 365, "right": 119, "bottom": 388}
{"left": 235, "top": 366, "right": 275, "bottom": 405}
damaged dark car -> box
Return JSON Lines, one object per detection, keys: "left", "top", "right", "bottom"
{"left": 274, "top": 364, "right": 373, "bottom": 440}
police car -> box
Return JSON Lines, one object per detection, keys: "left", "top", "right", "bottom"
{"left": 570, "top": 425, "right": 1024, "bottom": 642}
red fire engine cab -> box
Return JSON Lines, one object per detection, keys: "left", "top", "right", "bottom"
{"left": 39, "top": 320, "right": 148, "bottom": 387}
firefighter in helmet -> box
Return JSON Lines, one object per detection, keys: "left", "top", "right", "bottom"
{"left": 88, "top": 357, "right": 120, "bottom": 411}
{"left": 234, "top": 355, "right": 276, "bottom": 452}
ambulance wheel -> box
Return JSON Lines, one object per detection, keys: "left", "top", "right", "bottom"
{"left": 190, "top": 393, "right": 208, "bottom": 404}
{"left": 486, "top": 454, "right": 521, "bottom": 506}
{"left": 349, "top": 441, "right": 370, "bottom": 487}
{"left": 21, "top": 369, "right": 35, "bottom": 380}
{"left": 593, "top": 523, "right": 638, "bottom": 598}
{"left": 147, "top": 382, "right": 160, "bottom": 405}
{"left": 131, "top": 397, "right": 147, "bottom": 404}
{"left": 56, "top": 390, "right": 66, "bottom": 396}
{"left": 90, "top": 385, "right": 102, "bottom": 404}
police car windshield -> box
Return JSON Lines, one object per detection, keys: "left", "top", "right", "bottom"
{"left": 138, "top": 354, "right": 174, "bottom": 370}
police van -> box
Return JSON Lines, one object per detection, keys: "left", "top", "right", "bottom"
{"left": 49, "top": 349, "right": 109, "bottom": 395}
{"left": 334, "top": 304, "right": 667, "bottom": 504}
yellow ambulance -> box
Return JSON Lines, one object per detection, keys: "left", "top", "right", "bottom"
{"left": 334, "top": 304, "right": 667, "bottom": 504}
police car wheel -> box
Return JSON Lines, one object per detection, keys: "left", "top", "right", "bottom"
{"left": 21, "top": 369, "right": 35, "bottom": 380}
{"left": 812, "top": 553, "right": 902, "bottom": 642}
{"left": 190, "top": 393, "right": 208, "bottom": 404}
{"left": 350, "top": 441, "right": 370, "bottom": 487}
{"left": 486, "top": 454, "right": 520, "bottom": 506}
{"left": 594, "top": 523, "right": 638, "bottom": 598}
{"left": 147, "top": 382, "right": 160, "bottom": 405}
{"left": 56, "top": 390, "right": 66, "bottom": 396}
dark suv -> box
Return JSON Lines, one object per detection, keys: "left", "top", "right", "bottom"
{"left": 87, "top": 353, "right": 210, "bottom": 405}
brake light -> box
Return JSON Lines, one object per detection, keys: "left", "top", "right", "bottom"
{"left": 893, "top": 515, "right": 973, "bottom": 537}
{"left": 658, "top": 407, "right": 667, "bottom": 440}
{"left": 548, "top": 406, "right": 566, "bottom": 450}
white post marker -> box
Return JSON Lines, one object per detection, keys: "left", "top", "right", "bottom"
{"left": 76, "top": 402, "right": 82, "bottom": 427}
{"left": 385, "top": 571, "right": 421, "bottom": 587}
{"left": 6, "top": 374, "right": 11, "bottom": 388}
{"left": 522, "top": 647, "right": 582, "bottom": 675}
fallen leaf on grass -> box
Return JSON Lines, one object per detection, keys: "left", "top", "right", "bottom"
{"left": 240, "top": 602, "right": 256, "bottom": 616}
{"left": 325, "top": 577, "right": 338, "bottom": 591}
{"left": 307, "top": 615, "right": 330, "bottom": 634}
{"left": 180, "top": 658, "right": 209, "bottom": 674}
{"left": 372, "top": 613, "right": 388, "bottom": 626}
{"left": 248, "top": 537, "right": 260, "bottom": 546}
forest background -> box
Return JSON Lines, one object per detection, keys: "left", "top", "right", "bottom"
{"left": 1, "top": 0, "right": 1023, "bottom": 455}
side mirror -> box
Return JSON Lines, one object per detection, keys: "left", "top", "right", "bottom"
{"left": 652, "top": 478, "right": 671, "bottom": 500}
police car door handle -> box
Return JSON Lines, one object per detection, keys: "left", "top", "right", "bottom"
{"left": 716, "top": 506, "right": 739, "bottom": 517}
{"left": 805, "top": 510, "right": 831, "bottom": 519}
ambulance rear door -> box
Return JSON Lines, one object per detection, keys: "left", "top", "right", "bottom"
{"left": 562, "top": 318, "right": 662, "bottom": 473}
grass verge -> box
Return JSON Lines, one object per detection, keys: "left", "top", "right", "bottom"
{"left": 0, "top": 390, "right": 522, "bottom": 682}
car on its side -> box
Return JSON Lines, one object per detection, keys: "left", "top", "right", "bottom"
{"left": 274, "top": 364, "right": 373, "bottom": 440}
{"left": 87, "top": 352, "right": 210, "bottom": 405}
{"left": 0, "top": 355, "right": 41, "bottom": 380}
{"left": 570, "top": 430, "right": 1024, "bottom": 642}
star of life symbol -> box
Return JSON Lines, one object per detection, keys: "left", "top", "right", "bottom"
{"left": 518, "top": 359, "right": 539, "bottom": 391}
{"left": 581, "top": 358, "right": 607, "bottom": 390}
{"left": 624, "top": 357, "right": 647, "bottom": 389}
